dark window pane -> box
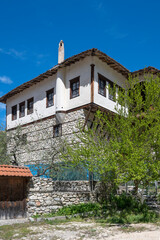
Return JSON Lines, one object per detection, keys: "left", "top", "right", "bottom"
{"left": 53, "top": 124, "right": 62, "bottom": 137}
{"left": 12, "top": 105, "right": 17, "bottom": 121}
{"left": 108, "top": 81, "right": 116, "bottom": 102}
{"left": 98, "top": 78, "right": 106, "bottom": 96}
{"left": 27, "top": 98, "right": 34, "bottom": 115}
{"left": 19, "top": 102, "right": 25, "bottom": 118}
{"left": 47, "top": 89, "right": 54, "bottom": 107}
{"left": 70, "top": 77, "right": 80, "bottom": 99}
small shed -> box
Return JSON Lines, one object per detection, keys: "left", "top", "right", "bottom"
{"left": 0, "top": 165, "right": 32, "bottom": 219}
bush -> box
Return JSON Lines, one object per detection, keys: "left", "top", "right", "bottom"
{"left": 109, "top": 193, "right": 148, "bottom": 213}
{"left": 33, "top": 193, "right": 160, "bottom": 224}
{"left": 55, "top": 203, "right": 100, "bottom": 216}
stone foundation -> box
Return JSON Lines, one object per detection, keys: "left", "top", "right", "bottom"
{"left": 7, "top": 109, "right": 94, "bottom": 166}
{"left": 7, "top": 108, "right": 97, "bottom": 217}
{"left": 27, "top": 177, "right": 97, "bottom": 217}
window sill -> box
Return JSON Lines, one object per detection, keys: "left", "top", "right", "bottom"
{"left": 98, "top": 92, "right": 106, "bottom": 97}
{"left": 46, "top": 104, "right": 54, "bottom": 108}
{"left": 27, "top": 112, "right": 33, "bottom": 115}
{"left": 70, "top": 95, "right": 79, "bottom": 99}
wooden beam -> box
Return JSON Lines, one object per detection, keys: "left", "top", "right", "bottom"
{"left": 90, "top": 64, "right": 95, "bottom": 103}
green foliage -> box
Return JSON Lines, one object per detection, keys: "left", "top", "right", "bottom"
{"left": 0, "top": 124, "right": 10, "bottom": 164}
{"left": 61, "top": 74, "right": 160, "bottom": 195}
{"left": 36, "top": 196, "right": 160, "bottom": 224}
{"left": 157, "top": 194, "right": 160, "bottom": 202}
{"left": 55, "top": 203, "right": 100, "bottom": 216}
{"left": 108, "top": 193, "right": 148, "bottom": 213}
{"left": 98, "top": 211, "right": 159, "bottom": 224}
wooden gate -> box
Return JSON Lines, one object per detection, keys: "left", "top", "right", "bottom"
{"left": 0, "top": 165, "right": 32, "bottom": 219}
{"left": 0, "top": 177, "right": 29, "bottom": 219}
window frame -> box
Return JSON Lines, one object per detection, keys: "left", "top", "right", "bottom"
{"left": 27, "top": 97, "right": 34, "bottom": 115}
{"left": 107, "top": 80, "right": 116, "bottom": 102}
{"left": 98, "top": 74, "right": 106, "bottom": 97}
{"left": 12, "top": 105, "right": 17, "bottom": 121}
{"left": 70, "top": 76, "right": 80, "bottom": 99}
{"left": 19, "top": 101, "right": 25, "bottom": 118}
{"left": 46, "top": 88, "right": 54, "bottom": 108}
{"left": 98, "top": 73, "right": 116, "bottom": 102}
{"left": 53, "top": 124, "right": 62, "bottom": 138}
{"left": 21, "top": 133, "right": 27, "bottom": 145}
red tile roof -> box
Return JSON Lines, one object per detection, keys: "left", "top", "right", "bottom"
{"left": 0, "top": 165, "right": 33, "bottom": 177}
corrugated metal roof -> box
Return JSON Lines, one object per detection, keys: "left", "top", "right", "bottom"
{"left": 0, "top": 165, "right": 33, "bottom": 177}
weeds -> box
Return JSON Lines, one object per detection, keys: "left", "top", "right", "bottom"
{"left": 0, "top": 223, "right": 39, "bottom": 240}
{"left": 33, "top": 193, "right": 160, "bottom": 224}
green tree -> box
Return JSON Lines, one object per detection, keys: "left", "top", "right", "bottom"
{"left": 61, "top": 74, "right": 160, "bottom": 197}
{"left": 0, "top": 124, "right": 10, "bottom": 164}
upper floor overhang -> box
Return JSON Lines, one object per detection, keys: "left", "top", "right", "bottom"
{"left": 0, "top": 48, "right": 129, "bottom": 103}
{"left": 1, "top": 48, "right": 159, "bottom": 104}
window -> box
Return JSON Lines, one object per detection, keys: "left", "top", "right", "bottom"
{"left": 53, "top": 124, "right": 62, "bottom": 138}
{"left": 27, "top": 97, "right": 34, "bottom": 115}
{"left": 19, "top": 101, "right": 25, "bottom": 118}
{"left": 98, "top": 74, "right": 106, "bottom": 97}
{"left": 46, "top": 88, "right": 54, "bottom": 108}
{"left": 21, "top": 133, "right": 27, "bottom": 145}
{"left": 108, "top": 81, "right": 116, "bottom": 102}
{"left": 98, "top": 73, "right": 116, "bottom": 101}
{"left": 70, "top": 77, "right": 80, "bottom": 99}
{"left": 12, "top": 105, "right": 17, "bottom": 121}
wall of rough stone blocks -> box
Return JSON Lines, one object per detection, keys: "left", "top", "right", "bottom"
{"left": 7, "top": 108, "right": 97, "bottom": 217}
{"left": 27, "top": 177, "right": 97, "bottom": 217}
{"left": 7, "top": 108, "right": 94, "bottom": 166}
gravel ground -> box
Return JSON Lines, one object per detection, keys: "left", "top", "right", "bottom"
{"left": 0, "top": 218, "right": 29, "bottom": 226}
{"left": 0, "top": 219, "right": 160, "bottom": 240}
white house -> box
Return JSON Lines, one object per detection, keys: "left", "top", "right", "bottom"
{"left": 1, "top": 41, "right": 129, "bottom": 129}
{"left": 0, "top": 41, "right": 159, "bottom": 165}
{"left": 0, "top": 41, "right": 159, "bottom": 217}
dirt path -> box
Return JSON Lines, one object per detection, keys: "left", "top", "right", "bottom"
{"left": 0, "top": 220, "right": 159, "bottom": 240}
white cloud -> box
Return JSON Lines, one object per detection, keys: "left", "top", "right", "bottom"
{"left": 0, "top": 47, "right": 49, "bottom": 66}
{"left": 35, "top": 53, "right": 49, "bottom": 66}
{"left": 0, "top": 103, "right": 6, "bottom": 110}
{"left": 0, "top": 76, "right": 13, "bottom": 84}
{"left": 0, "top": 48, "right": 26, "bottom": 60}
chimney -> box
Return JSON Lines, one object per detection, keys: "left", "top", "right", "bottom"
{"left": 58, "top": 40, "right": 64, "bottom": 64}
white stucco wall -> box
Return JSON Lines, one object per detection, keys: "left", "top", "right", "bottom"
{"left": 94, "top": 58, "right": 127, "bottom": 113}
{"left": 6, "top": 56, "right": 93, "bottom": 130}
{"left": 6, "top": 75, "right": 56, "bottom": 129}
{"left": 65, "top": 56, "right": 92, "bottom": 110}
{"left": 6, "top": 55, "right": 128, "bottom": 130}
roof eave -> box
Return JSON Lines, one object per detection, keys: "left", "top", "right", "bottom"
{"left": 0, "top": 48, "right": 130, "bottom": 103}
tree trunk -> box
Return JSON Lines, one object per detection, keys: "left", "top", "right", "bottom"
{"left": 134, "top": 180, "right": 139, "bottom": 195}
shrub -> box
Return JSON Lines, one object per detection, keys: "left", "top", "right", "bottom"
{"left": 55, "top": 203, "right": 100, "bottom": 216}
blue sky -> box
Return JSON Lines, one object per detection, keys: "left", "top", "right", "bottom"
{"left": 0, "top": 0, "right": 160, "bottom": 125}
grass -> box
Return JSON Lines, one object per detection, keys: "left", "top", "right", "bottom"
{"left": 0, "top": 222, "right": 40, "bottom": 240}
{"left": 120, "top": 226, "right": 148, "bottom": 233}
{"left": 0, "top": 216, "right": 158, "bottom": 240}
{"left": 44, "top": 216, "right": 86, "bottom": 225}
{"left": 33, "top": 202, "right": 160, "bottom": 225}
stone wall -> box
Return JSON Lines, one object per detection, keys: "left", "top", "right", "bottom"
{"left": 27, "top": 177, "right": 96, "bottom": 217}
{"left": 7, "top": 108, "right": 94, "bottom": 166}
{"left": 7, "top": 108, "right": 96, "bottom": 217}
